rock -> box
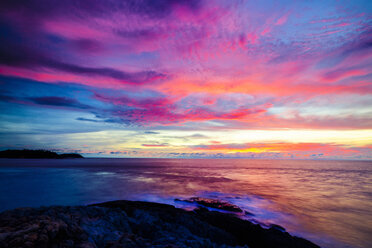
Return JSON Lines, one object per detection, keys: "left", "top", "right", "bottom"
{"left": 175, "top": 197, "right": 244, "bottom": 213}
{"left": 269, "top": 224, "right": 286, "bottom": 232}
{"left": 192, "top": 209, "right": 319, "bottom": 248}
{"left": 194, "top": 206, "right": 209, "bottom": 213}
{"left": 245, "top": 210, "right": 254, "bottom": 216}
{"left": 0, "top": 200, "right": 320, "bottom": 248}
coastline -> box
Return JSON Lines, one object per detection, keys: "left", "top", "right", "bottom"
{"left": 0, "top": 199, "right": 320, "bottom": 248}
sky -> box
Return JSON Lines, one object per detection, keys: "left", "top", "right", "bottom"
{"left": 0, "top": 0, "right": 371, "bottom": 159}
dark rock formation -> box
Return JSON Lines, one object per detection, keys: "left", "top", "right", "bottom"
{"left": 175, "top": 197, "right": 244, "bottom": 213}
{"left": 245, "top": 210, "right": 254, "bottom": 216}
{"left": 0, "top": 200, "right": 320, "bottom": 248}
{"left": 0, "top": 149, "right": 83, "bottom": 159}
{"left": 269, "top": 224, "right": 286, "bottom": 232}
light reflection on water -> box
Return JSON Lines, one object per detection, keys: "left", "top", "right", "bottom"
{"left": 0, "top": 158, "right": 371, "bottom": 248}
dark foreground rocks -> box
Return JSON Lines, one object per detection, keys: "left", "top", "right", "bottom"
{"left": 0, "top": 200, "right": 320, "bottom": 248}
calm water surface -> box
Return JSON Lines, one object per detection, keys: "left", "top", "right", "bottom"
{"left": 0, "top": 158, "right": 371, "bottom": 248}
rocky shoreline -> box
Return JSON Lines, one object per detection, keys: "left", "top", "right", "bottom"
{"left": 0, "top": 200, "right": 320, "bottom": 248}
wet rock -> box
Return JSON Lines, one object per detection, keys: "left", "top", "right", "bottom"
{"left": 175, "top": 197, "right": 244, "bottom": 213}
{"left": 192, "top": 209, "right": 319, "bottom": 248}
{"left": 194, "top": 206, "right": 209, "bottom": 213}
{"left": 244, "top": 210, "right": 254, "bottom": 216}
{"left": 269, "top": 224, "right": 286, "bottom": 232}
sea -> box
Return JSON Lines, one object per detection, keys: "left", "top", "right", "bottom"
{"left": 0, "top": 158, "right": 371, "bottom": 248}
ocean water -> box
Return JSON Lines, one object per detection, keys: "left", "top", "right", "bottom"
{"left": 0, "top": 158, "right": 371, "bottom": 248}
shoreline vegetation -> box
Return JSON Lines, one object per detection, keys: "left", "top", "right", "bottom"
{"left": 0, "top": 199, "right": 320, "bottom": 248}
{"left": 0, "top": 149, "right": 83, "bottom": 159}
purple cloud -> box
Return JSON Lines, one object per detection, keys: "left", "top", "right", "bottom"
{"left": 0, "top": 39, "right": 166, "bottom": 84}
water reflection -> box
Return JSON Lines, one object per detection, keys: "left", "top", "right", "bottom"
{"left": 0, "top": 158, "right": 371, "bottom": 248}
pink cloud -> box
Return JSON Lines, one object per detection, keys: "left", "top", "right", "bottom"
{"left": 275, "top": 13, "right": 290, "bottom": 25}
{"left": 321, "top": 68, "right": 368, "bottom": 82}
{"left": 142, "top": 144, "right": 168, "bottom": 147}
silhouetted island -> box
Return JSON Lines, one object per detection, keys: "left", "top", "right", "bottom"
{"left": 0, "top": 149, "right": 83, "bottom": 159}
{"left": 0, "top": 199, "right": 320, "bottom": 248}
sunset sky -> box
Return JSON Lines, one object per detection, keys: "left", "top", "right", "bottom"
{"left": 0, "top": 0, "right": 371, "bottom": 159}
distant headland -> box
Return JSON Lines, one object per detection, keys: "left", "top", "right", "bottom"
{"left": 0, "top": 149, "right": 84, "bottom": 159}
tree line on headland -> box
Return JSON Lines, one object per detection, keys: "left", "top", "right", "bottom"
{"left": 0, "top": 149, "right": 83, "bottom": 159}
